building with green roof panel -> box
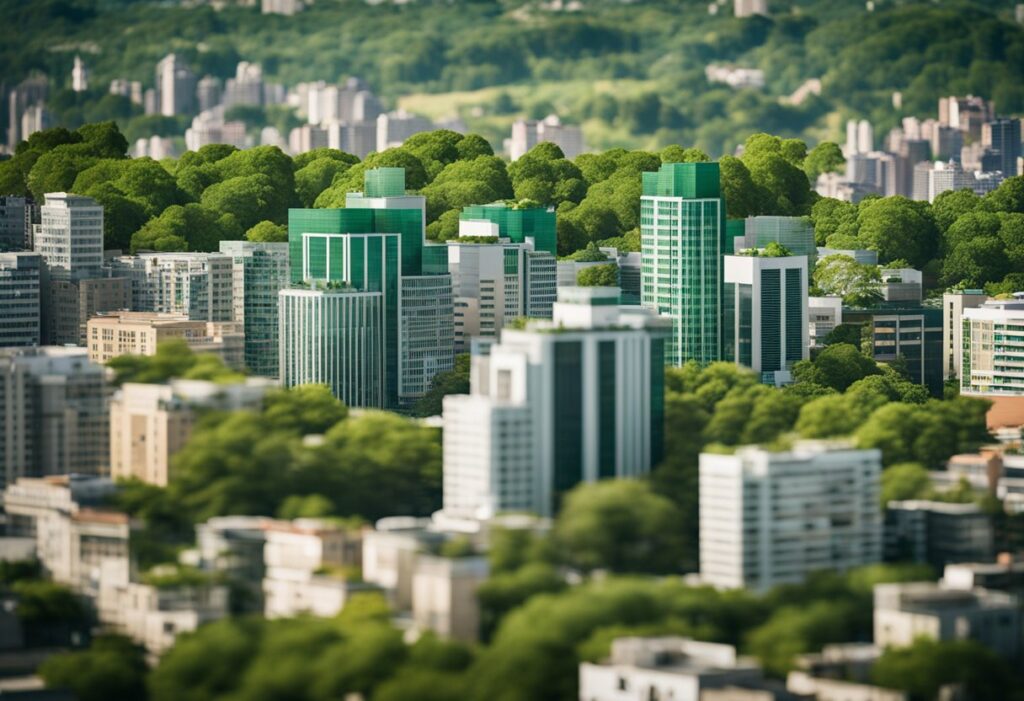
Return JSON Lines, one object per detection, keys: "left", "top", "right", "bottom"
{"left": 640, "top": 162, "right": 729, "bottom": 365}
{"left": 459, "top": 202, "right": 557, "bottom": 256}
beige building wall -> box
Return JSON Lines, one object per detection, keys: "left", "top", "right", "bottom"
{"left": 109, "top": 385, "right": 194, "bottom": 487}
{"left": 87, "top": 311, "right": 244, "bottom": 369}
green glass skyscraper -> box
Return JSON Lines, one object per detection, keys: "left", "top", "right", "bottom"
{"left": 640, "top": 162, "right": 728, "bottom": 365}
{"left": 459, "top": 202, "right": 557, "bottom": 256}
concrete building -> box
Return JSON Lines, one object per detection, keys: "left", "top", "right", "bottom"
{"left": 731, "top": 216, "right": 816, "bottom": 270}
{"left": 71, "top": 55, "right": 89, "bottom": 93}
{"left": 361, "top": 517, "right": 447, "bottom": 611}
{"left": 400, "top": 274, "right": 455, "bottom": 403}
{"left": 110, "top": 379, "right": 273, "bottom": 487}
{"left": 7, "top": 75, "right": 48, "bottom": 151}
{"left": 960, "top": 294, "right": 1024, "bottom": 396}
{"left": 376, "top": 110, "right": 433, "bottom": 152}
{"left": 222, "top": 61, "right": 264, "bottom": 109}
{"left": 641, "top": 162, "right": 727, "bottom": 365}
{"left": 262, "top": 519, "right": 366, "bottom": 618}
{"left": 734, "top": 0, "right": 768, "bottom": 17}
{"left": 982, "top": 118, "right": 1021, "bottom": 177}
{"left": 155, "top": 53, "right": 196, "bottom": 117}
{"left": 33, "top": 193, "right": 103, "bottom": 282}
{"left": 0, "top": 253, "right": 41, "bottom": 347}
{"left": 942, "top": 289, "right": 987, "bottom": 381}
{"left": 185, "top": 106, "right": 248, "bottom": 151}
{"left": 443, "top": 286, "right": 670, "bottom": 519}
{"left": 808, "top": 296, "right": 843, "bottom": 349}
{"left": 218, "top": 241, "right": 290, "bottom": 378}
{"left": 579, "top": 637, "right": 765, "bottom": 701}
{"left": 0, "top": 348, "right": 108, "bottom": 489}
{"left": 412, "top": 555, "right": 488, "bottom": 642}
{"left": 110, "top": 252, "right": 234, "bottom": 322}
{"left": 723, "top": 251, "right": 808, "bottom": 385}
{"left": 262, "top": 0, "right": 306, "bottom": 15}
{"left": 43, "top": 274, "right": 132, "bottom": 347}
{"left": 86, "top": 312, "right": 244, "bottom": 369}
{"left": 874, "top": 582, "right": 1021, "bottom": 659}
{"left": 879, "top": 268, "right": 922, "bottom": 304}
{"left": 194, "top": 516, "right": 273, "bottom": 612}
{"left": 786, "top": 645, "right": 906, "bottom": 701}
{"left": 447, "top": 220, "right": 557, "bottom": 351}
{"left": 508, "top": 115, "right": 585, "bottom": 161}
{"left": 943, "top": 557, "right": 1024, "bottom": 595}
{"left": 699, "top": 442, "right": 883, "bottom": 591}
{"left": 844, "top": 306, "right": 943, "bottom": 395}
{"left": 0, "top": 196, "right": 34, "bottom": 252}
{"left": 884, "top": 500, "right": 994, "bottom": 569}
{"left": 196, "top": 75, "right": 222, "bottom": 112}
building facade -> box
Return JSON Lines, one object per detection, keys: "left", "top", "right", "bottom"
{"left": 110, "top": 252, "right": 234, "bottom": 322}
{"left": 845, "top": 306, "right": 943, "bottom": 396}
{"left": 219, "top": 241, "right": 290, "bottom": 378}
{"left": 641, "top": 162, "right": 729, "bottom": 365}
{"left": 86, "top": 312, "right": 244, "bottom": 369}
{"left": 960, "top": 295, "right": 1024, "bottom": 396}
{"left": 0, "top": 196, "right": 34, "bottom": 251}
{"left": 942, "top": 289, "right": 988, "bottom": 381}
{"left": 443, "top": 286, "right": 670, "bottom": 519}
{"left": 699, "top": 442, "right": 883, "bottom": 591}
{"left": 0, "top": 252, "right": 41, "bottom": 347}
{"left": 458, "top": 202, "right": 558, "bottom": 257}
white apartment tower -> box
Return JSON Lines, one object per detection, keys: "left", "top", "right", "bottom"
{"left": 960, "top": 294, "right": 1024, "bottom": 396}
{"left": 699, "top": 442, "right": 883, "bottom": 591}
{"left": 155, "top": 53, "right": 196, "bottom": 117}
{"left": 33, "top": 192, "right": 104, "bottom": 281}
{"left": 442, "top": 286, "right": 670, "bottom": 519}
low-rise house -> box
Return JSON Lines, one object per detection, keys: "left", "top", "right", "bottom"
{"left": 412, "top": 554, "right": 488, "bottom": 643}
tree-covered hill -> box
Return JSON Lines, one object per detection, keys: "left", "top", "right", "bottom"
{"left": 3, "top": 0, "right": 1021, "bottom": 155}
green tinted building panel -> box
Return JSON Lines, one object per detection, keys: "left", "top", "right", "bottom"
{"left": 785, "top": 269, "right": 803, "bottom": 363}
{"left": 738, "top": 284, "right": 753, "bottom": 368}
{"left": 328, "top": 237, "right": 346, "bottom": 281}
{"left": 372, "top": 208, "right": 424, "bottom": 277}
{"left": 364, "top": 167, "right": 407, "bottom": 197}
{"left": 504, "top": 248, "right": 519, "bottom": 275}
{"left": 650, "top": 338, "right": 665, "bottom": 465}
{"left": 288, "top": 208, "right": 374, "bottom": 283}
{"left": 459, "top": 203, "right": 557, "bottom": 256}
{"left": 598, "top": 340, "right": 617, "bottom": 479}
{"left": 760, "top": 269, "right": 781, "bottom": 371}
{"left": 422, "top": 244, "right": 449, "bottom": 275}
{"left": 642, "top": 162, "right": 721, "bottom": 199}
{"left": 553, "top": 341, "right": 583, "bottom": 509}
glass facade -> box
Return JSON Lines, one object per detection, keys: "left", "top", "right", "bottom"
{"left": 598, "top": 340, "right": 616, "bottom": 479}
{"left": 553, "top": 340, "right": 583, "bottom": 508}
{"left": 459, "top": 203, "right": 557, "bottom": 256}
{"left": 399, "top": 274, "right": 455, "bottom": 404}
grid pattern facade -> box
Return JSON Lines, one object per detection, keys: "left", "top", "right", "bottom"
{"left": 33, "top": 194, "right": 103, "bottom": 282}
{"left": 0, "top": 253, "right": 40, "bottom": 347}
{"left": 742, "top": 216, "right": 817, "bottom": 269}
{"left": 524, "top": 252, "right": 557, "bottom": 319}
{"left": 848, "top": 307, "right": 943, "bottom": 395}
{"left": 220, "top": 241, "right": 290, "bottom": 378}
{"left": 399, "top": 274, "right": 454, "bottom": 404}
{"left": 278, "top": 289, "right": 384, "bottom": 408}
{"left": 961, "top": 310, "right": 1024, "bottom": 395}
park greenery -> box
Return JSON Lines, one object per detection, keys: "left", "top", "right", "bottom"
{"left": 4, "top": 1, "right": 1024, "bottom": 155}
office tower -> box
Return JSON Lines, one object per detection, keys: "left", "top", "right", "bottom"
{"left": 915, "top": 160, "right": 975, "bottom": 203}
{"left": 289, "top": 124, "right": 329, "bottom": 155}
{"left": 400, "top": 275, "right": 455, "bottom": 402}
{"left": 219, "top": 241, "right": 290, "bottom": 378}
{"left": 0, "top": 347, "right": 108, "bottom": 488}
{"left": 185, "top": 105, "right": 248, "bottom": 151}
{"left": 942, "top": 289, "right": 988, "bottom": 381}
{"left": 196, "top": 75, "right": 222, "bottom": 112}
{"left": 640, "top": 162, "right": 728, "bottom": 365}
{"left": 723, "top": 251, "right": 808, "bottom": 385}
{"left": 699, "top": 442, "right": 883, "bottom": 591}
{"left": 376, "top": 110, "right": 433, "bottom": 152}
{"left": 938, "top": 95, "right": 994, "bottom": 142}
{"left": 283, "top": 168, "right": 454, "bottom": 407}
{"left": 0, "top": 253, "right": 41, "bottom": 347}
{"left": 930, "top": 126, "right": 962, "bottom": 161}
{"left": 110, "top": 252, "right": 234, "bottom": 322}
{"left": 7, "top": 75, "right": 47, "bottom": 150}
{"left": 844, "top": 306, "right": 943, "bottom": 395}
{"left": 50, "top": 276, "right": 133, "bottom": 346}
{"left": 734, "top": 0, "right": 768, "bottom": 17}
{"left": 458, "top": 202, "right": 558, "bottom": 256}
{"left": 34, "top": 193, "right": 103, "bottom": 281}
{"left": 0, "top": 196, "right": 33, "bottom": 251}
{"left": 845, "top": 119, "right": 872, "bottom": 155}
{"left": 223, "top": 62, "right": 264, "bottom": 109}
{"left": 442, "top": 286, "right": 670, "bottom": 520}
{"left": 109, "top": 79, "right": 144, "bottom": 105}
{"left": 447, "top": 220, "right": 557, "bottom": 352}
{"left": 71, "top": 55, "right": 89, "bottom": 93}
{"left": 110, "top": 378, "right": 273, "bottom": 486}
{"left": 732, "top": 216, "right": 817, "bottom": 269}
{"left": 155, "top": 53, "right": 196, "bottom": 117}
{"left": 87, "top": 312, "right": 244, "bottom": 369}
{"left": 884, "top": 500, "right": 994, "bottom": 569}
{"left": 508, "top": 115, "right": 585, "bottom": 161}
{"left": 279, "top": 286, "right": 386, "bottom": 407}
{"left": 982, "top": 118, "right": 1022, "bottom": 176}
{"left": 960, "top": 295, "right": 1024, "bottom": 396}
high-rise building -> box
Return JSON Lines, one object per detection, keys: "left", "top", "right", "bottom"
{"left": 34, "top": 193, "right": 104, "bottom": 282}
{"left": 155, "top": 53, "right": 196, "bottom": 117}
{"left": 458, "top": 202, "right": 557, "bottom": 257}
{"left": 283, "top": 168, "right": 454, "bottom": 407}
{"left": 0, "top": 252, "right": 41, "bottom": 347}
{"left": 71, "top": 55, "right": 89, "bottom": 93}
{"left": 110, "top": 252, "right": 234, "bottom": 322}
{"left": 7, "top": 75, "right": 48, "bottom": 150}
{"left": 942, "top": 289, "right": 988, "bottom": 381}
{"left": 223, "top": 61, "right": 264, "bottom": 109}
{"left": 196, "top": 75, "right": 222, "bottom": 113}
{"left": 0, "top": 347, "right": 108, "bottom": 489}
{"left": 844, "top": 306, "right": 944, "bottom": 395}
{"left": 0, "top": 196, "right": 34, "bottom": 251}
{"left": 508, "top": 115, "right": 585, "bottom": 161}
{"left": 640, "top": 162, "right": 728, "bottom": 365}
{"left": 279, "top": 286, "right": 386, "bottom": 407}
{"left": 376, "top": 110, "right": 433, "bottom": 152}
{"left": 699, "top": 442, "right": 883, "bottom": 591}
{"left": 442, "top": 286, "right": 670, "bottom": 520}
{"left": 47, "top": 275, "right": 132, "bottom": 346}
{"left": 86, "top": 312, "right": 245, "bottom": 369}
{"left": 960, "top": 295, "right": 1024, "bottom": 396}
{"left": 734, "top": 0, "right": 768, "bottom": 17}
{"left": 447, "top": 220, "right": 557, "bottom": 351}
{"left": 219, "top": 241, "right": 290, "bottom": 378}
{"left": 982, "top": 118, "right": 1022, "bottom": 177}
{"left": 400, "top": 275, "right": 455, "bottom": 403}
{"left": 723, "top": 251, "right": 808, "bottom": 385}
{"left": 732, "top": 216, "right": 817, "bottom": 269}
{"left": 110, "top": 378, "right": 273, "bottom": 486}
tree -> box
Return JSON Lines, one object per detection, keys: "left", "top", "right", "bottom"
{"left": 131, "top": 203, "right": 242, "bottom": 253}
{"left": 739, "top": 133, "right": 814, "bottom": 216}
{"left": 477, "top": 563, "right": 566, "bottom": 641}
{"left": 983, "top": 175, "right": 1024, "bottom": 214}
{"left": 295, "top": 157, "right": 355, "bottom": 207}
{"left": 200, "top": 173, "right": 279, "bottom": 232}
{"left": 811, "top": 197, "right": 858, "bottom": 246}
{"left": 246, "top": 220, "right": 288, "bottom": 243}
{"left": 942, "top": 235, "right": 1010, "bottom": 287}
{"left": 792, "top": 343, "right": 880, "bottom": 392}
{"left": 880, "top": 462, "right": 931, "bottom": 504}
{"left": 803, "top": 141, "right": 844, "bottom": 181}
{"left": 812, "top": 254, "right": 882, "bottom": 306}
{"left": 719, "top": 155, "right": 760, "bottom": 219}
{"left": 508, "top": 142, "right": 587, "bottom": 208}
{"left": 747, "top": 600, "right": 859, "bottom": 676}
{"left": 107, "top": 339, "right": 243, "bottom": 385}
{"left": 872, "top": 638, "right": 1024, "bottom": 701}
{"left": 576, "top": 263, "right": 618, "bottom": 287}
{"left": 931, "top": 188, "right": 981, "bottom": 234}
{"left": 856, "top": 196, "right": 937, "bottom": 267}
{"left": 39, "top": 635, "right": 147, "bottom": 701}
{"left": 554, "top": 480, "right": 688, "bottom": 574}
{"left": 422, "top": 156, "right": 513, "bottom": 221}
